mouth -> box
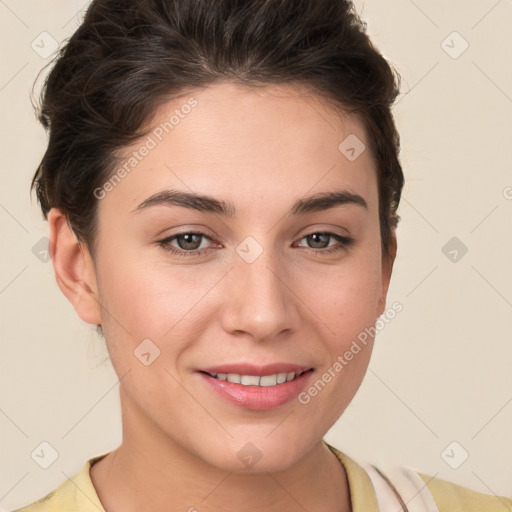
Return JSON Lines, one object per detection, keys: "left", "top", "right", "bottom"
{"left": 199, "top": 368, "right": 313, "bottom": 387}
{"left": 197, "top": 367, "right": 315, "bottom": 410}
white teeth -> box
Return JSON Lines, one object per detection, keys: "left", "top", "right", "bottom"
{"left": 259, "top": 375, "right": 278, "bottom": 386}
{"left": 209, "top": 371, "right": 301, "bottom": 386}
{"left": 276, "top": 373, "right": 287, "bottom": 384}
{"left": 241, "top": 375, "right": 261, "bottom": 386}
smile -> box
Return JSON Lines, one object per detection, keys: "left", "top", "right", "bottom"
{"left": 198, "top": 369, "right": 315, "bottom": 410}
{"left": 204, "top": 370, "right": 310, "bottom": 387}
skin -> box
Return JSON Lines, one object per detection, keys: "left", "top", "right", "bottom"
{"left": 48, "top": 81, "right": 396, "bottom": 512}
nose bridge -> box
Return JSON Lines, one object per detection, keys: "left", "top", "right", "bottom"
{"left": 221, "top": 239, "right": 299, "bottom": 341}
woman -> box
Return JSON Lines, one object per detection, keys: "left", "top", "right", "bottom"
{"left": 14, "top": 0, "right": 511, "bottom": 510}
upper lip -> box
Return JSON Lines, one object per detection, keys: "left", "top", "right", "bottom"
{"left": 198, "top": 363, "right": 314, "bottom": 377}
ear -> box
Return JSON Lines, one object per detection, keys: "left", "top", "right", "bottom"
{"left": 377, "top": 228, "right": 397, "bottom": 317}
{"left": 47, "top": 208, "right": 102, "bottom": 325}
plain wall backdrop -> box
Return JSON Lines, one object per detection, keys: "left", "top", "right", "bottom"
{"left": 1, "top": 0, "right": 511, "bottom": 509}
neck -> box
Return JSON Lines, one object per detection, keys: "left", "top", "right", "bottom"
{"left": 90, "top": 396, "right": 352, "bottom": 512}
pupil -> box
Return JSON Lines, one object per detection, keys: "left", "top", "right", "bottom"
{"left": 309, "top": 233, "right": 328, "bottom": 248}
{"left": 179, "top": 234, "right": 200, "bottom": 250}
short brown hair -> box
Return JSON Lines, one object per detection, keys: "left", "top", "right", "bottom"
{"left": 31, "top": 0, "right": 404, "bottom": 256}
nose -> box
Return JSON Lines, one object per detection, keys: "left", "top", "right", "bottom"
{"left": 220, "top": 247, "right": 301, "bottom": 342}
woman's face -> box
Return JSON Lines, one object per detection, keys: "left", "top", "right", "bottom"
{"left": 81, "top": 82, "right": 395, "bottom": 471}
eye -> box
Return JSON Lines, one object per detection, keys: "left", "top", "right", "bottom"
{"left": 296, "top": 232, "right": 354, "bottom": 255}
{"left": 158, "top": 230, "right": 353, "bottom": 258}
{"left": 158, "top": 232, "right": 216, "bottom": 257}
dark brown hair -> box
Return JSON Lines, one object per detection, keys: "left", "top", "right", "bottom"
{"left": 31, "top": 0, "right": 404, "bottom": 257}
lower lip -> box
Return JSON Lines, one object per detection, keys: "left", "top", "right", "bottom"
{"left": 198, "top": 370, "right": 314, "bottom": 410}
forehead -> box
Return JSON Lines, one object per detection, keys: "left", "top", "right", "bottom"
{"left": 101, "top": 81, "right": 378, "bottom": 217}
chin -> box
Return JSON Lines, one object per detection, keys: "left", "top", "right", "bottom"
{"left": 197, "top": 436, "right": 310, "bottom": 474}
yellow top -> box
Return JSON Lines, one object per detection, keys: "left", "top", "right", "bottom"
{"left": 12, "top": 441, "right": 512, "bottom": 512}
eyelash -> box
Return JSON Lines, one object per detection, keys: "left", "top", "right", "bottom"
{"left": 157, "top": 231, "right": 354, "bottom": 258}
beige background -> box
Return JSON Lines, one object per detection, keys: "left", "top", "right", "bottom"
{"left": 1, "top": 0, "right": 511, "bottom": 509}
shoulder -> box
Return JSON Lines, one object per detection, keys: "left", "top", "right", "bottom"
{"left": 371, "top": 461, "right": 512, "bottom": 512}
{"left": 11, "top": 480, "right": 75, "bottom": 512}
{"left": 325, "top": 441, "right": 512, "bottom": 512}
{"left": 416, "top": 470, "right": 512, "bottom": 512}
{"left": 11, "top": 453, "right": 109, "bottom": 512}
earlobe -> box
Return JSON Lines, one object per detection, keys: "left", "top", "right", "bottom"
{"left": 47, "top": 208, "right": 102, "bottom": 325}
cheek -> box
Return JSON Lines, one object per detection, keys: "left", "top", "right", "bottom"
{"left": 95, "top": 253, "right": 222, "bottom": 358}
{"left": 303, "top": 251, "right": 383, "bottom": 335}
{"left": 296, "top": 259, "right": 381, "bottom": 421}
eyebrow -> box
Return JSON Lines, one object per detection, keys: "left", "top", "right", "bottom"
{"left": 132, "top": 188, "right": 368, "bottom": 217}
